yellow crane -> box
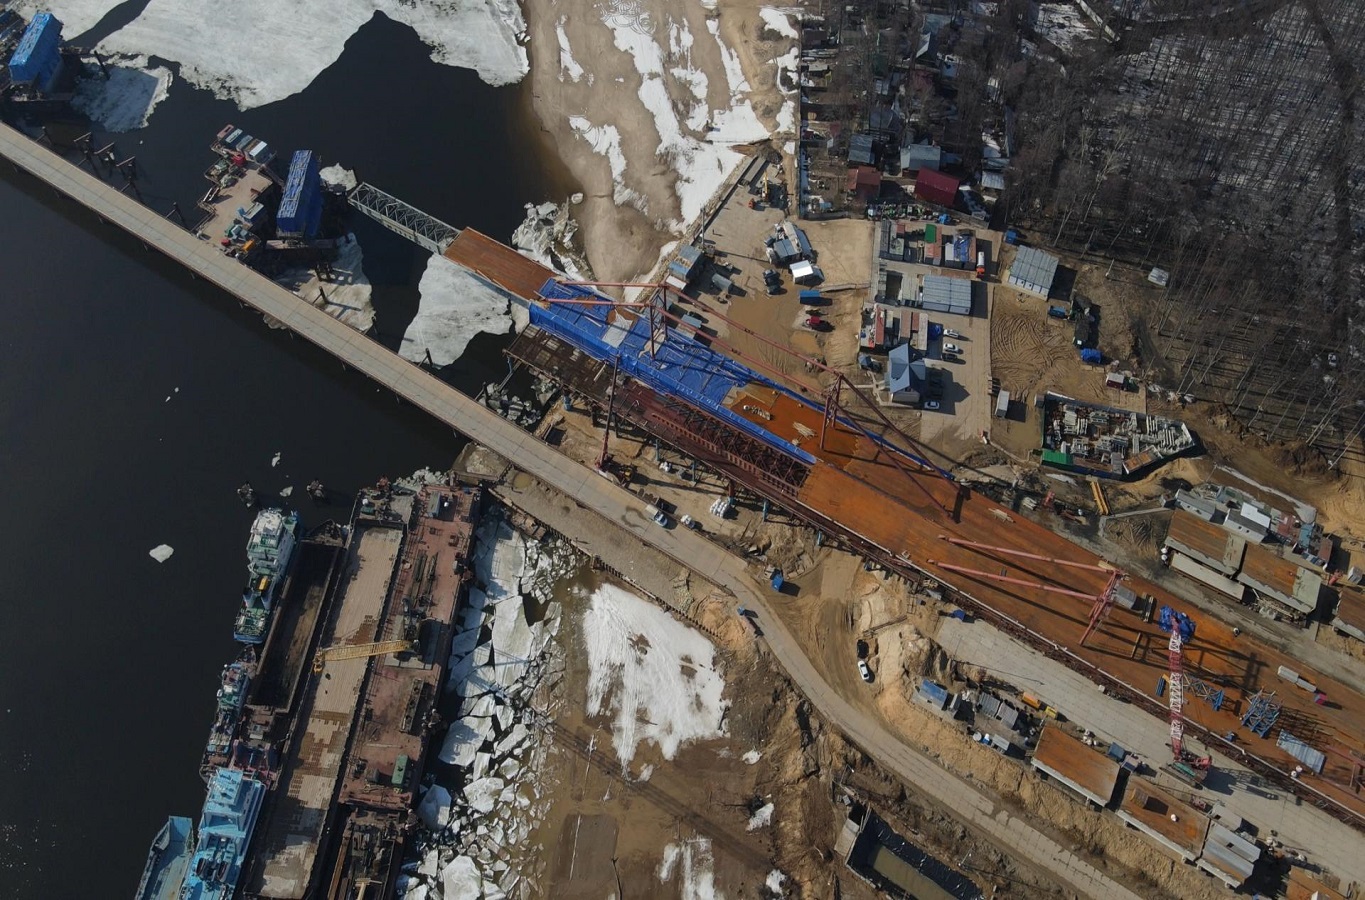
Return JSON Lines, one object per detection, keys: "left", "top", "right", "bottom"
{"left": 312, "top": 639, "right": 416, "bottom": 674}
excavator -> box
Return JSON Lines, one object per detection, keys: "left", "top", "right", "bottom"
{"left": 312, "top": 640, "right": 417, "bottom": 674}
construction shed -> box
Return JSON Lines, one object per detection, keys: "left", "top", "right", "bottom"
{"left": 1198, "top": 822, "right": 1261, "bottom": 889}
{"left": 1174, "top": 489, "right": 1221, "bottom": 522}
{"left": 1165, "top": 510, "right": 1246, "bottom": 576}
{"left": 913, "top": 168, "right": 960, "bottom": 208}
{"left": 1168, "top": 553, "right": 1247, "bottom": 602}
{"left": 1007, "top": 246, "right": 1059, "bottom": 297}
{"left": 1030, "top": 726, "right": 1121, "bottom": 808}
{"left": 1116, "top": 781, "right": 1209, "bottom": 862}
{"left": 1332, "top": 590, "right": 1365, "bottom": 642}
{"left": 919, "top": 275, "right": 972, "bottom": 316}
{"left": 1237, "top": 545, "right": 1322, "bottom": 616}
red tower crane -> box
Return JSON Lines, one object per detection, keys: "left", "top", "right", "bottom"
{"left": 927, "top": 535, "right": 1124, "bottom": 646}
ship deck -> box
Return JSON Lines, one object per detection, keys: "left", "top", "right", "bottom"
{"left": 245, "top": 520, "right": 404, "bottom": 898}
{"left": 338, "top": 485, "right": 480, "bottom": 810}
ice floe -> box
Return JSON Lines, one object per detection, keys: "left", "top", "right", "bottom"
{"left": 400, "top": 255, "right": 527, "bottom": 367}
{"left": 275, "top": 233, "right": 376, "bottom": 333}
{"left": 148, "top": 544, "right": 174, "bottom": 563}
{"left": 417, "top": 784, "right": 453, "bottom": 830}
{"left": 406, "top": 516, "right": 574, "bottom": 900}
{"left": 56, "top": 0, "right": 529, "bottom": 110}
{"left": 583, "top": 583, "right": 729, "bottom": 769}
{"left": 511, "top": 200, "right": 589, "bottom": 280}
{"left": 70, "top": 55, "right": 172, "bottom": 132}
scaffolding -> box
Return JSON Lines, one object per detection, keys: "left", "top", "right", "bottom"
{"left": 1241, "top": 690, "right": 1283, "bottom": 738}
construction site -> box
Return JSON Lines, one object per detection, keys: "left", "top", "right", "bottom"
{"left": 405, "top": 197, "right": 1365, "bottom": 893}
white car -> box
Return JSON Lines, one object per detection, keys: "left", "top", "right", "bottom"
{"left": 943, "top": 328, "right": 961, "bottom": 339}
{"left": 857, "top": 660, "right": 873, "bottom": 682}
{"left": 943, "top": 342, "right": 962, "bottom": 354}
{"left": 923, "top": 400, "right": 941, "bottom": 411}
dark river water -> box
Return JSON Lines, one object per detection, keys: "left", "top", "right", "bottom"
{"left": 0, "top": 13, "right": 569, "bottom": 896}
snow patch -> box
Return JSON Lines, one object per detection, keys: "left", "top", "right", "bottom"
{"left": 556, "top": 18, "right": 586, "bottom": 83}
{"left": 759, "top": 8, "right": 799, "bottom": 39}
{"left": 1035, "top": 3, "right": 1094, "bottom": 54}
{"left": 583, "top": 583, "right": 728, "bottom": 769}
{"left": 658, "top": 839, "right": 722, "bottom": 900}
{"left": 742, "top": 750, "right": 761, "bottom": 765}
{"left": 766, "top": 869, "right": 787, "bottom": 894}
{"left": 71, "top": 56, "right": 171, "bottom": 132}
{"left": 401, "top": 255, "right": 523, "bottom": 367}
{"left": 70, "top": 0, "right": 528, "bottom": 110}
{"left": 148, "top": 544, "right": 174, "bottom": 563}
{"left": 568, "top": 116, "right": 649, "bottom": 213}
{"left": 747, "top": 802, "right": 773, "bottom": 831}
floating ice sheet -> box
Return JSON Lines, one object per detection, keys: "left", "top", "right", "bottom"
{"left": 148, "top": 544, "right": 174, "bottom": 563}
{"left": 401, "top": 255, "right": 524, "bottom": 367}
{"left": 71, "top": 55, "right": 172, "bottom": 132}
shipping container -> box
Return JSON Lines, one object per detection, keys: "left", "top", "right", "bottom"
{"left": 798, "top": 290, "right": 822, "bottom": 304}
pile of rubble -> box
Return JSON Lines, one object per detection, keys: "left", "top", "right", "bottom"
{"left": 398, "top": 516, "right": 577, "bottom": 900}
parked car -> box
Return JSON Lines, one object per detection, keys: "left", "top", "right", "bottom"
{"left": 923, "top": 400, "right": 941, "bottom": 411}
{"left": 943, "top": 328, "right": 962, "bottom": 339}
{"left": 943, "top": 342, "right": 962, "bottom": 354}
{"left": 942, "top": 351, "right": 960, "bottom": 362}
{"left": 857, "top": 660, "right": 873, "bottom": 682}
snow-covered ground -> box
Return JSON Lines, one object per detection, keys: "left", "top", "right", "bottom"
{"left": 759, "top": 7, "right": 800, "bottom": 40}
{"left": 560, "top": 7, "right": 793, "bottom": 231}
{"left": 659, "top": 838, "right": 723, "bottom": 900}
{"left": 1035, "top": 2, "right": 1094, "bottom": 54}
{"left": 400, "top": 255, "right": 530, "bottom": 367}
{"left": 70, "top": 56, "right": 172, "bottom": 132}
{"left": 583, "top": 583, "right": 729, "bottom": 770}
{"left": 23, "top": 0, "right": 528, "bottom": 110}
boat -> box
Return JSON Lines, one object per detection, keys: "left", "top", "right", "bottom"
{"left": 179, "top": 768, "right": 266, "bottom": 900}
{"left": 134, "top": 816, "right": 194, "bottom": 900}
{"left": 234, "top": 509, "right": 298, "bottom": 644}
{"left": 205, "top": 662, "right": 251, "bottom": 756}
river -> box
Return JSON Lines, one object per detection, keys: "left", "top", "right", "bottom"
{"left": 0, "top": 14, "right": 569, "bottom": 896}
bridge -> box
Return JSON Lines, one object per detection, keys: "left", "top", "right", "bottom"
{"left": 346, "top": 181, "right": 460, "bottom": 254}
{"left": 0, "top": 121, "right": 1356, "bottom": 893}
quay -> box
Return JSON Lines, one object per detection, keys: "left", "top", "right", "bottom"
{"left": 4, "top": 122, "right": 1357, "bottom": 897}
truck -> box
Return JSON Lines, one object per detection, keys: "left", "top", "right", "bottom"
{"left": 976, "top": 250, "right": 986, "bottom": 277}
{"left": 994, "top": 390, "right": 1010, "bottom": 418}
{"left": 1161, "top": 761, "right": 1207, "bottom": 789}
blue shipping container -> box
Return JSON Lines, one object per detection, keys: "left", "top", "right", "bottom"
{"left": 9, "top": 12, "right": 63, "bottom": 90}
{"left": 277, "top": 150, "right": 323, "bottom": 238}
{"left": 798, "top": 290, "right": 821, "bottom": 304}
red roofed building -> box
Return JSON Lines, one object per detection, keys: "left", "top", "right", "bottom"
{"left": 847, "top": 165, "right": 882, "bottom": 203}
{"left": 914, "top": 167, "right": 960, "bottom": 208}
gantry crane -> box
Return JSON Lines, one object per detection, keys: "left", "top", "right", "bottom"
{"left": 312, "top": 639, "right": 417, "bottom": 674}
{"left": 926, "top": 535, "right": 1125, "bottom": 645}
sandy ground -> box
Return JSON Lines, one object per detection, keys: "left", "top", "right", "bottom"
{"left": 525, "top": 0, "right": 797, "bottom": 282}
